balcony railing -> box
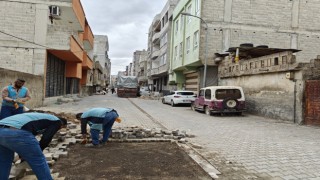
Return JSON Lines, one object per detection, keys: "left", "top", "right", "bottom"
{"left": 152, "top": 32, "right": 161, "bottom": 43}
{"left": 159, "top": 64, "right": 168, "bottom": 74}
{"left": 151, "top": 49, "right": 160, "bottom": 59}
{"left": 151, "top": 68, "right": 159, "bottom": 75}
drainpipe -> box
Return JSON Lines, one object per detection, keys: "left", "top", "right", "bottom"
{"left": 293, "top": 79, "right": 297, "bottom": 124}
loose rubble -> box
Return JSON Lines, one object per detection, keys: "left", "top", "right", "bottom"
{"left": 10, "top": 115, "right": 196, "bottom": 180}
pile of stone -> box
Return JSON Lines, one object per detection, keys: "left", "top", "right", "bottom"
{"left": 9, "top": 123, "right": 195, "bottom": 179}
{"left": 110, "top": 126, "right": 195, "bottom": 144}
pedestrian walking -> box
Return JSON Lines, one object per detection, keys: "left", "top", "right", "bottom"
{"left": 76, "top": 108, "right": 121, "bottom": 148}
{"left": 0, "top": 78, "right": 31, "bottom": 119}
{"left": 111, "top": 87, "right": 115, "bottom": 94}
{"left": 0, "top": 112, "right": 67, "bottom": 180}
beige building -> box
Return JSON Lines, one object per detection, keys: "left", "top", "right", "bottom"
{"left": 0, "top": 0, "right": 94, "bottom": 106}
{"left": 147, "top": 0, "right": 179, "bottom": 92}
{"left": 92, "top": 35, "right": 111, "bottom": 91}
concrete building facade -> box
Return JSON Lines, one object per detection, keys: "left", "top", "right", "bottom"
{"left": 0, "top": 0, "right": 94, "bottom": 105}
{"left": 134, "top": 50, "right": 148, "bottom": 86}
{"left": 92, "top": 35, "right": 111, "bottom": 91}
{"left": 170, "top": 0, "right": 320, "bottom": 92}
{"left": 147, "top": 0, "right": 179, "bottom": 93}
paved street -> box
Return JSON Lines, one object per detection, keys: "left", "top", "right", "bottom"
{"left": 39, "top": 94, "right": 320, "bottom": 180}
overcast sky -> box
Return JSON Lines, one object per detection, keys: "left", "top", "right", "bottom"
{"left": 81, "top": 0, "right": 167, "bottom": 75}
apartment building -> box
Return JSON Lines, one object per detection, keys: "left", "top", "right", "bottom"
{"left": 0, "top": 0, "right": 94, "bottom": 102}
{"left": 134, "top": 50, "right": 148, "bottom": 86}
{"left": 170, "top": 0, "right": 320, "bottom": 91}
{"left": 147, "top": 0, "right": 179, "bottom": 92}
{"left": 92, "top": 35, "right": 111, "bottom": 91}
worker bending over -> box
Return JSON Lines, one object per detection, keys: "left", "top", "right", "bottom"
{"left": 0, "top": 112, "right": 67, "bottom": 180}
{"left": 76, "top": 108, "right": 121, "bottom": 147}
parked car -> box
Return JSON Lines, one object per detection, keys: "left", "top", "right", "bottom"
{"left": 191, "top": 86, "right": 246, "bottom": 115}
{"left": 162, "top": 91, "right": 196, "bottom": 107}
{"left": 139, "top": 86, "right": 150, "bottom": 96}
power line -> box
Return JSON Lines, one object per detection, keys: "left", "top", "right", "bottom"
{"left": 0, "top": 30, "right": 89, "bottom": 54}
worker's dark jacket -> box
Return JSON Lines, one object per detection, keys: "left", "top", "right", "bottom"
{"left": 0, "top": 112, "right": 62, "bottom": 150}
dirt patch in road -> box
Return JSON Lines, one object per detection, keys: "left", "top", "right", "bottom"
{"left": 53, "top": 142, "right": 212, "bottom": 180}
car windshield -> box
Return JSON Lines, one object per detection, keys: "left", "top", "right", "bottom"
{"left": 177, "top": 92, "right": 194, "bottom": 95}
{"left": 215, "top": 89, "right": 242, "bottom": 100}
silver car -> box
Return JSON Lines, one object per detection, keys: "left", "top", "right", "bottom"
{"left": 162, "top": 91, "right": 196, "bottom": 107}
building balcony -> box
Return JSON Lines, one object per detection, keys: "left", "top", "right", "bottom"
{"left": 151, "top": 49, "right": 160, "bottom": 60}
{"left": 82, "top": 52, "right": 93, "bottom": 70}
{"left": 138, "top": 76, "right": 148, "bottom": 83}
{"left": 48, "top": 36, "right": 84, "bottom": 63}
{"left": 159, "top": 64, "right": 169, "bottom": 74}
{"left": 83, "top": 20, "right": 94, "bottom": 51}
{"left": 152, "top": 32, "right": 161, "bottom": 43}
{"left": 151, "top": 68, "right": 159, "bottom": 76}
{"left": 54, "top": 0, "right": 85, "bottom": 32}
{"left": 140, "top": 61, "right": 146, "bottom": 69}
{"left": 65, "top": 62, "right": 82, "bottom": 79}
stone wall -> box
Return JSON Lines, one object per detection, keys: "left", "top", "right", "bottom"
{"left": 218, "top": 51, "right": 306, "bottom": 123}
{"left": 0, "top": 68, "right": 44, "bottom": 109}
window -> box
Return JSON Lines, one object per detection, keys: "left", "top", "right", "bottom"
{"left": 274, "top": 57, "right": 279, "bottom": 65}
{"left": 180, "top": 15, "right": 184, "bottom": 33}
{"left": 175, "top": 20, "right": 179, "bottom": 34}
{"left": 187, "top": 4, "right": 192, "bottom": 23}
{"left": 163, "top": 53, "right": 167, "bottom": 64}
{"left": 282, "top": 56, "right": 287, "bottom": 64}
{"left": 199, "top": 89, "right": 204, "bottom": 96}
{"left": 193, "top": 31, "right": 199, "bottom": 49}
{"left": 195, "top": 0, "right": 200, "bottom": 15}
{"left": 267, "top": 59, "right": 271, "bottom": 67}
{"left": 160, "top": 33, "right": 167, "bottom": 47}
{"left": 179, "top": 42, "right": 183, "bottom": 59}
{"left": 174, "top": 46, "right": 178, "bottom": 61}
{"left": 186, "top": 37, "right": 190, "bottom": 54}
{"left": 215, "top": 89, "right": 242, "bottom": 100}
{"left": 261, "top": 60, "right": 265, "bottom": 68}
{"left": 205, "top": 89, "right": 211, "bottom": 99}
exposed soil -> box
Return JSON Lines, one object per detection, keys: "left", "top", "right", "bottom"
{"left": 53, "top": 142, "right": 212, "bottom": 180}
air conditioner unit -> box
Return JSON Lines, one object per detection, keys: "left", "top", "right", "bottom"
{"left": 49, "top": 6, "right": 60, "bottom": 16}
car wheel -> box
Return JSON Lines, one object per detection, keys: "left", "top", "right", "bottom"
{"left": 191, "top": 103, "right": 196, "bottom": 111}
{"left": 205, "top": 106, "right": 211, "bottom": 116}
{"left": 171, "top": 100, "right": 175, "bottom": 107}
{"left": 162, "top": 98, "right": 165, "bottom": 104}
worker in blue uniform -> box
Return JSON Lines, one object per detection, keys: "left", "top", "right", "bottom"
{"left": 0, "top": 112, "right": 67, "bottom": 180}
{"left": 0, "top": 79, "right": 31, "bottom": 119}
{"left": 76, "top": 108, "right": 121, "bottom": 147}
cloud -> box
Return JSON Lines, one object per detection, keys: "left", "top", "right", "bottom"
{"left": 81, "top": 0, "right": 167, "bottom": 75}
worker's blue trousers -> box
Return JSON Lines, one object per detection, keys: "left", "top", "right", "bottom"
{"left": 90, "top": 128, "right": 100, "bottom": 145}
{"left": 0, "top": 106, "right": 23, "bottom": 120}
{"left": 101, "top": 111, "right": 118, "bottom": 143}
{"left": 0, "top": 128, "right": 53, "bottom": 180}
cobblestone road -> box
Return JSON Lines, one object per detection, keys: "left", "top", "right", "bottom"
{"left": 39, "top": 94, "right": 320, "bottom": 180}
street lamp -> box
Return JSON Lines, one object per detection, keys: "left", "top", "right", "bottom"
{"left": 181, "top": 12, "right": 208, "bottom": 88}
